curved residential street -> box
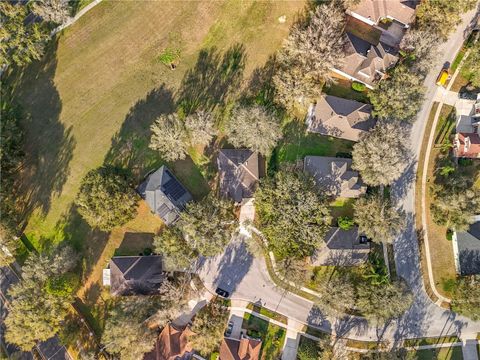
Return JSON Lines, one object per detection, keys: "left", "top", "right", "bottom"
{"left": 198, "top": 8, "right": 480, "bottom": 343}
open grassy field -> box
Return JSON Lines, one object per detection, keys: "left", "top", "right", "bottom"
{"left": 6, "top": 0, "right": 307, "bottom": 339}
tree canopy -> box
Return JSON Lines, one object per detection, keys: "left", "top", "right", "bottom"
{"left": 352, "top": 121, "right": 411, "bottom": 186}
{"left": 179, "top": 194, "right": 238, "bottom": 257}
{"left": 185, "top": 110, "right": 216, "bottom": 146}
{"left": 190, "top": 302, "right": 229, "bottom": 356}
{"left": 451, "top": 276, "right": 480, "bottom": 321}
{"left": 149, "top": 113, "right": 188, "bottom": 162}
{"left": 354, "top": 194, "right": 405, "bottom": 244}
{"left": 31, "top": 0, "right": 70, "bottom": 25}
{"left": 255, "top": 168, "right": 331, "bottom": 259}
{"left": 369, "top": 66, "right": 425, "bottom": 123}
{"left": 461, "top": 41, "right": 480, "bottom": 88}
{"left": 225, "top": 105, "right": 282, "bottom": 155}
{"left": 75, "top": 166, "right": 138, "bottom": 231}
{"left": 153, "top": 227, "right": 196, "bottom": 269}
{"left": 5, "top": 247, "right": 78, "bottom": 350}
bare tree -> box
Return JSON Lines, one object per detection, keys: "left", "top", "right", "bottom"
{"left": 185, "top": 110, "right": 216, "bottom": 146}
{"left": 225, "top": 105, "right": 282, "bottom": 155}
{"left": 32, "top": 0, "right": 70, "bottom": 24}
{"left": 400, "top": 28, "right": 440, "bottom": 75}
{"left": 352, "top": 121, "right": 411, "bottom": 187}
{"left": 354, "top": 194, "right": 405, "bottom": 244}
{"left": 149, "top": 113, "right": 188, "bottom": 162}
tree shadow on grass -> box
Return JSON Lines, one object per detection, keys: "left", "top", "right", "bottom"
{"left": 6, "top": 40, "right": 76, "bottom": 227}
{"left": 176, "top": 43, "right": 247, "bottom": 115}
{"left": 104, "top": 84, "right": 175, "bottom": 181}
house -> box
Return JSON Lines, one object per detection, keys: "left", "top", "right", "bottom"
{"left": 106, "top": 255, "right": 165, "bottom": 296}
{"left": 219, "top": 335, "right": 262, "bottom": 360}
{"left": 346, "top": 0, "right": 418, "bottom": 27}
{"left": 138, "top": 166, "right": 193, "bottom": 226}
{"left": 333, "top": 32, "right": 398, "bottom": 88}
{"left": 303, "top": 156, "right": 367, "bottom": 198}
{"left": 144, "top": 323, "right": 198, "bottom": 360}
{"left": 454, "top": 95, "right": 480, "bottom": 159}
{"left": 306, "top": 95, "right": 375, "bottom": 142}
{"left": 310, "top": 227, "right": 371, "bottom": 266}
{"left": 217, "top": 149, "right": 265, "bottom": 203}
{"left": 452, "top": 222, "right": 480, "bottom": 276}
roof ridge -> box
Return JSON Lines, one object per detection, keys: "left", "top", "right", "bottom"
{"left": 122, "top": 256, "right": 142, "bottom": 278}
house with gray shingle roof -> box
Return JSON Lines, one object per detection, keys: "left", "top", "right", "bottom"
{"left": 138, "top": 166, "right": 193, "bottom": 226}
{"left": 304, "top": 156, "right": 367, "bottom": 198}
{"left": 453, "top": 222, "right": 480, "bottom": 276}
{"left": 217, "top": 149, "right": 265, "bottom": 203}
{"left": 307, "top": 95, "right": 375, "bottom": 142}
{"left": 108, "top": 255, "right": 165, "bottom": 296}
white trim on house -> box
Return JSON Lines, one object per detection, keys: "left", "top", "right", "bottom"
{"left": 346, "top": 10, "right": 377, "bottom": 26}
{"left": 452, "top": 232, "right": 461, "bottom": 275}
{"left": 330, "top": 68, "right": 374, "bottom": 89}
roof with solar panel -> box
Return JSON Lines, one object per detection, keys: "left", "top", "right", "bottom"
{"left": 137, "top": 166, "right": 193, "bottom": 226}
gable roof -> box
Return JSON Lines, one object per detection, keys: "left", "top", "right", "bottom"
{"left": 340, "top": 32, "right": 398, "bottom": 86}
{"left": 454, "top": 132, "right": 480, "bottom": 159}
{"left": 138, "top": 166, "right": 193, "bottom": 226}
{"left": 144, "top": 323, "right": 195, "bottom": 360}
{"left": 347, "top": 0, "right": 418, "bottom": 25}
{"left": 110, "top": 255, "right": 165, "bottom": 296}
{"left": 217, "top": 149, "right": 264, "bottom": 203}
{"left": 308, "top": 95, "right": 375, "bottom": 141}
{"left": 455, "top": 222, "right": 480, "bottom": 276}
{"left": 303, "top": 156, "right": 367, "bottom": 198}
{"left": 219, "top": 337, "right": 262, "bottom": 360}
{"left": 311, "top": 227, "right": 370, "bottom": 266}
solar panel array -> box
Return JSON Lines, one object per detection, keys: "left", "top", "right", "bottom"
{"left": 162, "top": 178, "right": 186, "bottom": 201}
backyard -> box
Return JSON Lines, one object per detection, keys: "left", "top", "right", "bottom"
{"left": 242, "top": 313, "right": 286, "bottom": 360}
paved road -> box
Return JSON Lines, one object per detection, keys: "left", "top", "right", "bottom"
{"left": 198, "top": 7, "right": 480, "bottom": 342}
{"left": 0, "top": 265, "right": 72, "bottom": 360}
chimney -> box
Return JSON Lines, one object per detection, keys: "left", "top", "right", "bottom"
{"left": 465, "top": 136, "right": 471, "bottom": 152}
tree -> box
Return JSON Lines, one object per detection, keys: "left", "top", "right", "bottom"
{"left": 0, "top": 2, "right": 50, "bottom": 67}
{"left": 153, "top": 227, "right": 196, "bottom": 269}
{"left": 179, "top": 194, "right": 238, "bottom": 257}
{"left": 400, "top": 28, "right": 440, "bottom": 76}
{"left": 255, "top": 168, "right": 331, "bottom": 259}
{"left": 297, "top": 337, "right": 320, "bottom": 360}
{"left": 149, "top": 113, "right": 188, "bottom": 162}
{"left": 315, "top": 274, "right": 355, "bottom": 316}
{"left": 369, "top": 65, "right": 425, "bottom": 122}
{"left": 184, "top": 110, "right": 216, "bottom": 146}
{"left": 31, "top": 0, "right": 70, "bottom": 24}
{"left": 338, "top": 216, "right": 354, "bottom": 230}
{"left": 430, "top": 175, "right": 480, "bottom": 231}
{"left": 415, "top": 0, "right": 476, "bottom": 40}
{"left": 190, "top": 302, "right": 229, "bottom": 356}
{"left": 461, "top": 41, "right": 480, "bottom": 88}
{"left": 357, "top": 280, "right": 413, "bottom": 323}
{"left": 225, "top": 105, "right": 282, "bottom": 155}
{"left": 352, "top": 121, "right": 410, "bottom": 186}
{"left": 0, "top": 224, "right": 19, "bottom": 266}
{"left": 277, "top": 257, "right": 309, "bottom": 288}
{"left": 5, "top": 247, "right": 77, "bottom": 350}
{"left": 354, "top": 194, "right": 405, "bottom": 244}
{"left": 280, "top": 3, "right": 346, "bottom": 81}
{"left": 76, "top": 166, "right": 138, "bottom": 231}
{"left": 451, "top": 276, "right": 480, "bottom": 320}
{"left": 101, "top": 297, "right": 159, "bottom": 360}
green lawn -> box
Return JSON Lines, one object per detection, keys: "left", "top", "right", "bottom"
{"left": 323, "top": 81, "right": 370, "bottom": 103}
{"left": 413, "top": 346, "right": 463, "bottom": 360}
{"left": 330, "top": 198, "right": 355, "bottom": 224}
{"left": 246, "top": 303, "right": 288, "bottom": 324}
{"left": 242, "top": 313, "right": 286, "bottom": 360}
{"left": 272, "top": 119, "right": 354, "bottom": 169}
{"left": 403, "top": 336, "right": 460, "bottom": 347}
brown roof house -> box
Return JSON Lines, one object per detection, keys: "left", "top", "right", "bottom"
{"left": 144, "top": 323, "right": 197, "bottom": 360}
{"left": 217, "top": 149, "right": 265, "bottom": 203}
{"left": 304, "top": 156, "right": 367, "bottom": 198}
{"left": 310, "top": 227, "right": 371, "bottom": 266}
{"left": 219, "top": 335, "right": 262, "bottom": 360}
{"left": 332, "top": 32, "right": 398, "bottom": 88}
{"left": 346, "top": 0, "right": 418, "bottom": 27}
{"left": 106, "top": 255, "right": 166, "bottom": 296}
{"left": 306, "top": 95, "right": 375, "bottom": 141}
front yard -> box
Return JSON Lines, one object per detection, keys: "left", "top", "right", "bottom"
{"left": 242, "top": 313, "right": 286, "bottom": 360}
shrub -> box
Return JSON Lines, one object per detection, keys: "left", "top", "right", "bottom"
{"left": 351, "top": 81, "right": 366, "bottom": 92}
{"left": 459, "top": 158, "right": 473, "bottom": 167}
{"left": 446, "top": 229, "right": 453, "bottom": 241}
{"left": 45, "top": 273, "right": 79, "bottom": 297}
{"left": 338, "top": 216, "right": 354, "bottom": 230}
{"left": 158, "top": 47, "right": 179, "bottom": 66}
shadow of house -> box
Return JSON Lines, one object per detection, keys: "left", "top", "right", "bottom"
{"left": 176, "top": 43, "right": 246, "bottom": 115}
{"left": 7, "top": 40, "right": 75, "bottom": 226}
{"left": 104, "top": 84, "right": 175, "bottom": 181}
{"left": 138, "top": 166, "right": 193, "bottom": 226}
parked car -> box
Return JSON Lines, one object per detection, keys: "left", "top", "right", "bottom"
{"left": 436, "top": 69, "right": 449, "bottom": 87}
{"left": 224, "top": 321, "right": 234, "bottom": 337}
{"left": 215, "top": 287, "right": 230, "bottom": 298}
